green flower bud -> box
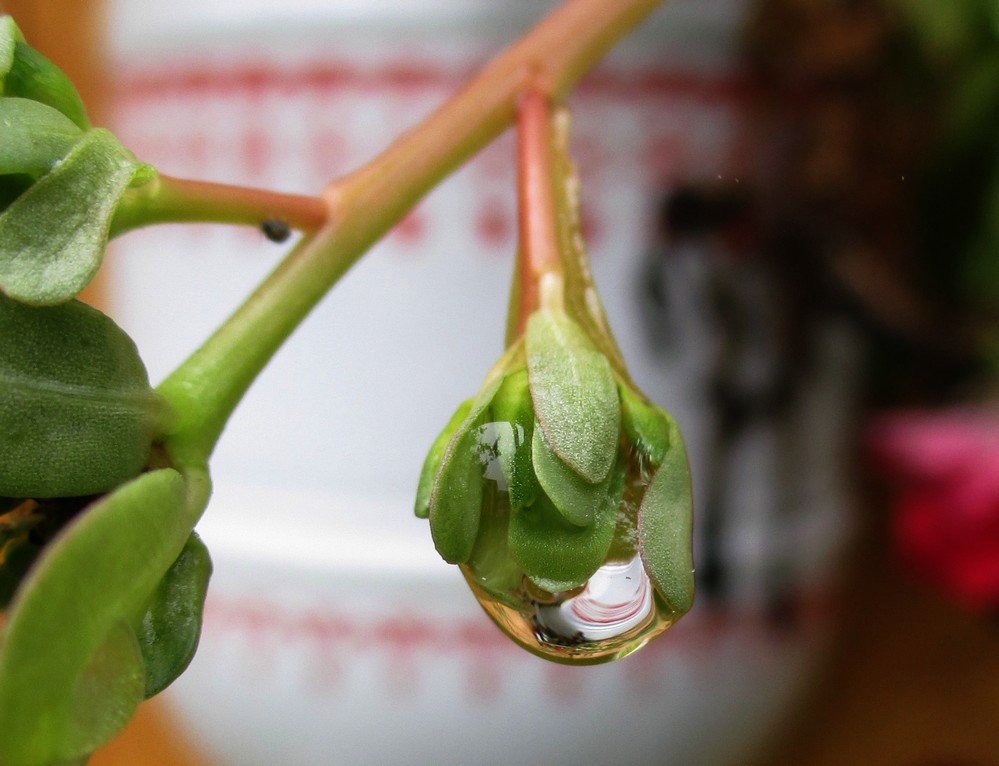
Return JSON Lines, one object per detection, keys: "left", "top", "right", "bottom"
{"left": 417, "top": 280, "right": 693, "bottom": 665}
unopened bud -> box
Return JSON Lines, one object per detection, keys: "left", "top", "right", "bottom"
{"left": 417, "top": 298, "right": 693, "bottom": 664}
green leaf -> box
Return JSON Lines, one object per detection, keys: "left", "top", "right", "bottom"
{"left": 531, "top": 424, "right": 608, "bottom": 527}
{"left": 489, "top": 369, "right": 539, "bottom": 509}
{"left": 463, "top": 485, "right": 527, "bottom": 611}
{"left": 0, "top": 97, "right": 83, "bottom": 177}
{"left": 136, "top": 532, "right": 212, "bottom": 698}
{"left": 0, "top": 127, "right": 151, "bottom": 305}
{"left": 414, "top": 398, "right": 473, "bottom": 519}
{"left": 0, "top": 295, "right": 167, "bottom": 498}
{"left": 61, "top": 620, "right": 146, "bottom": 764}
{"left": 508, "top": 461, "right": 623, "bottom": 593}
{"left": 428, "top": 377, "right": 501, "bottom": 564}
{"left": 0, "top": 467, "right": 199, "bottom": 765}
{"left": 0, "top": 17, "right": 23, "bottom": 84}
{"left": 619, "top": 384, "right": 670, "bottom": 467}
{"left": 526, "top": 309, "right": 619, "bottom": 484}
{"left": 2, "top": 37, "right": 89, "bottom": 130}
{"left": 638, "top": 419, "right": 694, "bottom": 615}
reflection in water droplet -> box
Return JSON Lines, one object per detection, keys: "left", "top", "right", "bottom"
{"left": 462, "top": 559, "right": 676, "bottom": 665}
{"left": 537, "top": 557, "right": 653, "bottom": 641}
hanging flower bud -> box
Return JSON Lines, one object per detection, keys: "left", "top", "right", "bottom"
{"left": 417, "top": 270, "right": 693, "bottom": 664}
{"left": 415, "top": 92, "right": 692, "bottom": 664}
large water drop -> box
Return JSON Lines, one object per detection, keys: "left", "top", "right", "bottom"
{"left": 462, "top": 556, "right": 677, "bottom": 665}
{"left": 460, "top": 437, "right": 680, "bottom": 663}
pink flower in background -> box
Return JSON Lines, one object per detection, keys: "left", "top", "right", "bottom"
{"left": 867, "top": 410, "right": 999, "bottom": 612}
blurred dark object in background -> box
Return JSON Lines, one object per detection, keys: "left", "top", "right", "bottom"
{"left": 901, "top": 0, "right": 999, "bottom": 369}
{"left": 742, "top": 0, "right": 987, "bottom": 408}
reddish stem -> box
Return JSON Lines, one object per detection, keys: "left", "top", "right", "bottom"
{"left": 514, "top": 90, "right": 562, "bottom": 337}
{"left": 111, "top": 175, "right": 329, "bottom": 238}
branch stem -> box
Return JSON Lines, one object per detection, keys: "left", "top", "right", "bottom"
{"left": 514, "top": 90, "right": 563, "bottom": 338}
{"left": 110, "top": 175, "right": 329, "bottom": 237}
{"left": 158, "top": 0, "right": 666, "bottom": 462}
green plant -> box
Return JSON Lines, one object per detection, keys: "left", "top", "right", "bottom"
{"left": 0, "top": 1, "right": 693, "bottom": 761}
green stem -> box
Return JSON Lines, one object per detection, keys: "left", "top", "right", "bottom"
{"left": 110, "top": 175, "right": 329, "bottom": 237}
{"left": 157, "top": 0, "right": 666, "bottom": 463}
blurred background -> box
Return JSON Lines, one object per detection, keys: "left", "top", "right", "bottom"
{"left": 3, "top": 0, "right": 999, "bottom": 763}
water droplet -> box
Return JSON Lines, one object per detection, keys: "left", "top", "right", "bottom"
{"left": 459, "top": 430, "right": 680, "bottom": 665}
{"left": 462, "top": 557, "right": 677, "bottom": 665}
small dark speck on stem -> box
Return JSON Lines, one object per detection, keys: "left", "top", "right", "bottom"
{"left": 261, "top": 219, "right": 292, "bottom": 243}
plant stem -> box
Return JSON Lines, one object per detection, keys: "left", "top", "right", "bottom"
{"left": 110, "top": 175, "right": 329, "bottom": 237}
{"left": 157, "top": 0, "right": 666, "bottom": 463}
{"left": 512, "top": 91, "right": 563, "bottom": 339}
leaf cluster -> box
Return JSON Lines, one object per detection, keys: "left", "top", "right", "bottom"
{"left": 1, "top": 16, "right": 155, "bottom": 307}
{"left": 0, "top": 18, "right": 213, "bottom": 764}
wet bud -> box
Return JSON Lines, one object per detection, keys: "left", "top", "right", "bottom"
{"left": 417, "top": 278, "right": 693, "bottom": 664}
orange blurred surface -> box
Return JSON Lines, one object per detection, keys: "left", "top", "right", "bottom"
{"left": 753, "top": 533, "right": 999, "bottom": 766}
{"left": 90, "top": 699, "right": 209, "bottom": 766}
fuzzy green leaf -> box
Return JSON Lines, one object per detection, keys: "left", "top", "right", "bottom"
{"left": 490, "top": 369, "right": 540, "bottom": 509}
{"left": 0, "top": 467, "right": 198, "bottom": 765}
{"left": 1, "top": 33, "right": 89, "bottom": 130}
{"left": 526, "top": 309, "right": 619, "bottom": 484}
{"left": 0, "top": 127, "right": 150, "bottom": 305}
{"left": 136, "top": 532, "right": 212, "bottom": 698}
{"left": 531, "top": 424, "right": 608, "bottom": 527}
{"left": 508, "top": 461, "right": 624, "bottom": 593}
{"left": 0, "top": 295, "right": 166, "bottom": 498}
{"left": 0, "top": 97, "right": 83, "bottom": 177}
{"left": 415, "top": 398, "right": 473, "bottom": 519}
{"left": 428, "top": 377, "right": 501, "bottom": 564}
{"left": 0, "top": 17, "right": 23, "bottom": 83}
{"left": 619, "top": 384, "right": 670, "bottom": 467}
{"left": 638, "top": 419, "right": 694, "bottom": 615}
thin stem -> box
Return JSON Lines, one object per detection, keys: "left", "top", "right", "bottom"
{"left": 322, "top": 0, "right": 664, "bottom": 230}
{"left": 514, "top": 90, "right": 563, "bottom": 339}
{"left": 110, "top": 175, "right": 329, "bottom": 237}
{"left": 158, "top": 0, "right": 666, "bottom": 463}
